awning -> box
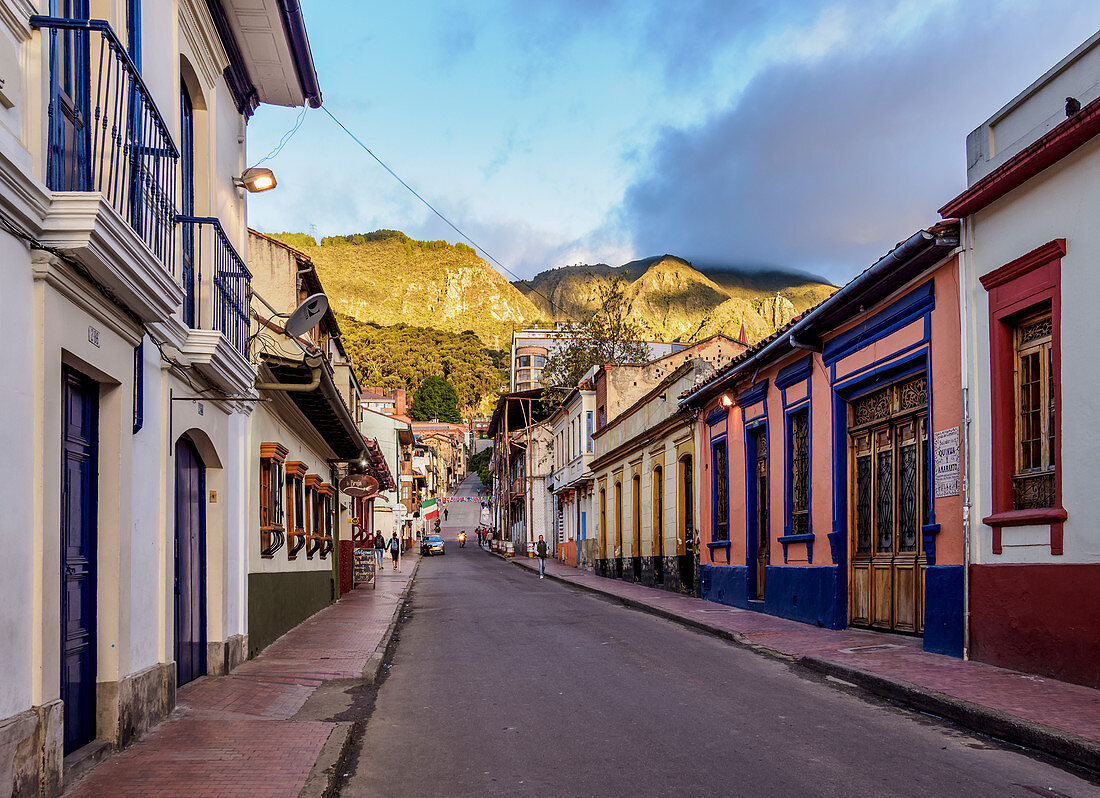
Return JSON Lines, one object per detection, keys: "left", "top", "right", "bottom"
{"left": 259, "top": 354, "right": 364, "bottom": 461}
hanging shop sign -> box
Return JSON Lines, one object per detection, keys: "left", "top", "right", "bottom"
{"left": 340, "top": 473, "right": 379, "bottom": 497}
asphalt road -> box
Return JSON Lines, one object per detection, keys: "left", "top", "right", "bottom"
{"left": 342, "top": 476, "right": 1098, "bottom": 797}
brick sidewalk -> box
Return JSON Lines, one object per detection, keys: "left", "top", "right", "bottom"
{"left": 66, "top": 560, "right": 419, "bottom": 797}
{"left": 509, "top": 552, "right": 1100, "bottom": 768}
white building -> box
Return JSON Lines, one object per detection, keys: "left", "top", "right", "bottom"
{"left": 509, "top": 327, "right": 684, "bottom": 391}
{"left": 548, "top": 372, "right": 598, "bottom": 568}
{"left": 940, "top": 29, "right": 1100, "bottom": 688}
{"left": 0, "top": 0, "right": 321, "bottom": 792}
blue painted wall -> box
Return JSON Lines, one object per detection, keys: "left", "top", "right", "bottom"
{"left": 762, "top": 566, "right": 846, "bottom": 628}
{"left": 701, "top": 564, "right": 749, "bottom": 609}
{"left": 923, "top": 565, "right": 964, "bottom": 657}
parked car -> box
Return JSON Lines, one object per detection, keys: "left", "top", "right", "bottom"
{"left": 421, "top": 534, "right": 445, "bottom": 556}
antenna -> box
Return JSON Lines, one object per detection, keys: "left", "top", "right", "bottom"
{"left": 285, "top": 293, "right": 329, "bottom": 338}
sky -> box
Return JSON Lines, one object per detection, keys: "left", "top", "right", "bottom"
{"left": 247, "top": 0, "right": 1100, "bottom": 286}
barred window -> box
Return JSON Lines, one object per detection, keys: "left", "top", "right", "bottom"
{"left": 788, "top": 409, "right": 810, "bottom": 535}
{"left": 1013, "top": 311, "right": 1056, "bottom": 510}
{"left": 713, "top": 440, "right": 729, "bottom": 541}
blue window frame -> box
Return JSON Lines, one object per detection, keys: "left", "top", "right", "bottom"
{"left": 133, "top": 340, "right": 143, "bottom": 433}
{"left": 586, "top": 411, "right": 593, "bottom": 452}
{"left": 712, "top": 438, "right": 729, "bottom": 541}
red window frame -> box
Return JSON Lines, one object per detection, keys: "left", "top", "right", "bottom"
{"left": 980, "top": 239, "right": 1066, "bottom": 555}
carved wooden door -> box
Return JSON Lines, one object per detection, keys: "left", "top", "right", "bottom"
{"left": 849, "top": 377, "right": 928, "bottom": 633}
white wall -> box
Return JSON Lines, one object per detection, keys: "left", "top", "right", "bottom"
{"left": 966, "top": 134, "right": 1100, "bottom": 565}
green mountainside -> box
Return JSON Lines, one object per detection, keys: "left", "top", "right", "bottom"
{"left": 266, "top": 231, "right": 836, "bottom": 415}
{"left": 335, "top": 314, "right": 506, "bottom": 417}
{"left": 514, "top": 255, "right": 836, "bottom": 344}
{"left": 269, "top": 230, "right": 544, "bottom": 349}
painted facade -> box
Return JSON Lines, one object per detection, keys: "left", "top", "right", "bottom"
{"left": 683, "top": 225, "right": 966, "bottom": 657}
{"left": 549, "top": 380, "right": 597, "bottom": 567}
{"left": 0, "top": 0, "right": 320, "bottom": 792}
{"left": 247, "top": 231, "right": 366, "bottom": 657}
{"left": 591, "top": 360, "right": 717, "bottom": 593}
{"left": 487, "top": 391, "right": 553, "bottom": 554}
{"left": 941, "top": 31, "right": 1100, "bottom": 688}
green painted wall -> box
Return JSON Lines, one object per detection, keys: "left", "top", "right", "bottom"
{"left": 247, "top": 570, "right": 335, "bottom": 657}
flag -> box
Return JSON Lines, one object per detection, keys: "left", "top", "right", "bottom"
{"left": 422, "top": 497, "right": 439, "bottom": 520}
{"left": 737, "top": 322, "right": 748, "bottom": 344}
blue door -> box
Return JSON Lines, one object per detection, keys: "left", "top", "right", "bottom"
{"left": 46, "top": 0, "right": 91, "bottom": 192}
{"left": 61, "top": 367, "right": 97, "bottom": 754}
{"left": 174, "top": 437, "right": 206, "bottom": 686}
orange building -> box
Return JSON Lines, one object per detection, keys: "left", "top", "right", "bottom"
{"left": 681, "top": 222, "right": 966, "bottom": 657}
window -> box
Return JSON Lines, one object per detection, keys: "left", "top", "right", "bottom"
{"left": 533, "top": 355, "right": 546, "bottom": 368}
{"left": 305, "top": 474, "right": 322, "bottom": 557}
{"left": 259, "top": 443, "right": 288, "bottom": 557}
{"left": 1013, "top": 311, "right": 1055, "bottom": 509}
{"left": 286, "top": 462, "right": 307, "bottom": 558}
{"left": 653, "top": 466, "right": 664, "bottom": 557}
{"left": 319, "top": 486, "right": 335, "bottom": 558}
{"left": 517, "top": 355, "right": 531, "bottom": 368}
{"left": 681, "top": 454, "right": 694, "bottom": 546}
{"left": 788, "top": 409, "right": 810, "bottom": 535}
{"left": 615, "top": 480, "right": 623, "bottom": 557}
{"left": 980, "top": 239, "right": 1064, "bottom": 555}
{"left": 712, "top": 440, "right": 729, "bottom": 541}
{"left": 133, "top": 341, "right": 143, "bottom": 434}
{"left": 586, "top": 411, "right": 593, "bottom": 453}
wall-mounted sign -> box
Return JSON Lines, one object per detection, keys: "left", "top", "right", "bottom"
{"left": 340, "top": 473, "right": 379, "bottom": 497}
{"left": 934, "top": 427, "right": 960, "bottom": 498}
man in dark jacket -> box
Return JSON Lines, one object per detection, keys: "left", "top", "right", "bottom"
{"left": 535, "top": 535, "right": 549, "bottom": 579}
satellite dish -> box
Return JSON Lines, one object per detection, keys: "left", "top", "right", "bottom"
{"left": 285, "top": 293, "right": 329, "bottom": 338}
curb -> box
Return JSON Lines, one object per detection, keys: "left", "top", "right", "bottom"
{"left": 363, "top": 557, "right": 421, "bottom": 684}
{"left": 505, "top": 557, "right": 1100, "bottom": 775}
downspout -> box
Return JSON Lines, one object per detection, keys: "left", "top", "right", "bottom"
{"left": 254, "top": 355, "right": 324, "bottom": 392}
{"left": 959, "top": 216, "right": 974, "bottom": 660}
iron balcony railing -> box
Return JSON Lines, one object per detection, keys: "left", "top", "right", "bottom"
{"left": 32, "top": 16, "right": 178, "bottom": 272}
{"left": 175, "top": 216, "right": 252, "bottom": 357}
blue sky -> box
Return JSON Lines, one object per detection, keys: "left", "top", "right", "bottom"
{"left": 247, "top": 1, "right": 1100, "bottom": 285}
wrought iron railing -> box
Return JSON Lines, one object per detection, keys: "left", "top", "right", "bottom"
{"left": 32, "top": 17, "right": 178, "bottom": 272}
{"left": 175, "top": 216, "right": 252, "bottom": 357}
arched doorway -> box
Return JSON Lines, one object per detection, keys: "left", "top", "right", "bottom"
{"left": 174, "top": 436, "right": 207, "bottom": 685}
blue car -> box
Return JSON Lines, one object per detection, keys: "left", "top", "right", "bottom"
{"left": 421, "top": 534, "right": 445, "bottom": 556}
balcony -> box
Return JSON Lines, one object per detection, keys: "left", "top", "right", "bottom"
{"left": 33, "top": 16, "right": 183, "bottom": 322}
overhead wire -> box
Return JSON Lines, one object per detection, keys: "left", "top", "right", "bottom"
{"left": 251, "top": 106, "right": 307, "bottom": 168}
{"left": 319, "top": 104, "right": 578, "bottom": 322}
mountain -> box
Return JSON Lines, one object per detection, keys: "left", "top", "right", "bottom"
{"left": 515, "top": 255, "right": 835, "bottom": 344}
{"left": 268, "top": 230, "right": 544, "bottom": 349}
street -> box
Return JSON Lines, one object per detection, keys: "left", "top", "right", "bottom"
{"left": 338, "top": 476, "right": 1098, "bottom": 797}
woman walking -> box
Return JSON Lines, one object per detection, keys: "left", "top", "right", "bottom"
{"left": 388, "top": 532, "right": 400, "bottom": 570}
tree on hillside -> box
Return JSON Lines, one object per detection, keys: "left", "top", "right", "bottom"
{"left": 409, "top": 375, "right": 462, "bottom": 423}
{"left": 541, "top": 278, "right": 651, "bottom": 390}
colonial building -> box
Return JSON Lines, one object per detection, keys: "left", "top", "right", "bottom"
{"left": 548, "top": 374, "right": 597, "bottom": 568}
{"left": 358, "top": 407, "right": 411, "bottom": 549}
{"left": 487, "top": 390, "right": 553, "bottom": 554}
{"left": 939, "top": 31, "right": 1100, "bottom": 687}
{"left": 0, "top": 0, "right": 320, "bottom": 792}
{"left": 591, "top": 358, "right": 720, "bottom": 593}
{"left": 247, "top": 230, "right": 369, "bottom": 656}
{"left": 681, "top": 223, "right": 965, "bottom": 656}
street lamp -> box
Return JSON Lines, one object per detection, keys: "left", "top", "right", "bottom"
{"left": 234, "top": 166, "right": 277, "bottom": 193}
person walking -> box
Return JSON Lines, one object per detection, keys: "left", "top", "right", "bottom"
{"left": 388, "top": 532, "right": 400, "bottom": 570}
{"left": 443, "top": 507, "right": 449, "bottom": 521}
{"left": 535, "top": 535, "right": 548, "bottom": 579}
{"left": 373, "top": 531, "right": 385, "bottom": 568}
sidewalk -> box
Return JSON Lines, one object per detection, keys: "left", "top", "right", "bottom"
{"left": 507, "top": 552, "right": 1100, "bottom": 772}
{"left": 66, "top": 557, "right": 420, "bottom": 797}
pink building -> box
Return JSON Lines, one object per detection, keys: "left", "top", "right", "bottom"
{"left": 682, "top": 222, "right": 966, "bottom": 656}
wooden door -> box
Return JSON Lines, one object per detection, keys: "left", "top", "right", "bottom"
{"left": 753, "top": 430, "right": 768, "bottom": 600}
{"left": 61, "top": 367, "right": 97, "bottom": 754}
{"left": 174, "top": 437, "right": 207, "bottom": 686}
{"left": 848, "top": 377, "right": 928, "bottom": 633}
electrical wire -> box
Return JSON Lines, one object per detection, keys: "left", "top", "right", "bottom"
{"left": 251, "top": 107, "right": 307, "bottom": 168}
{"left": 319, "top": 104, "right": 578, "bottom": 322}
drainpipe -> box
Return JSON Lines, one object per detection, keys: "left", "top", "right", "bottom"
{"left": 254, "top": 355, "right": 324, "bottom": 392}
{"left": 958, "top": 216, "right": 974, "bottom": 661}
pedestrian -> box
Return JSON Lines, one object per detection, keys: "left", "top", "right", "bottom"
{"left": 444, "top": 507, "right": 449, "bottom": 521}
{"left": 535, "top": 535, "right": 548, "bottom": 579}
{"left": 388, "top": 532, "right": 400, "bottom": 570}
{"left": 373, "top": 530, "right": 385, "bottom": 568}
